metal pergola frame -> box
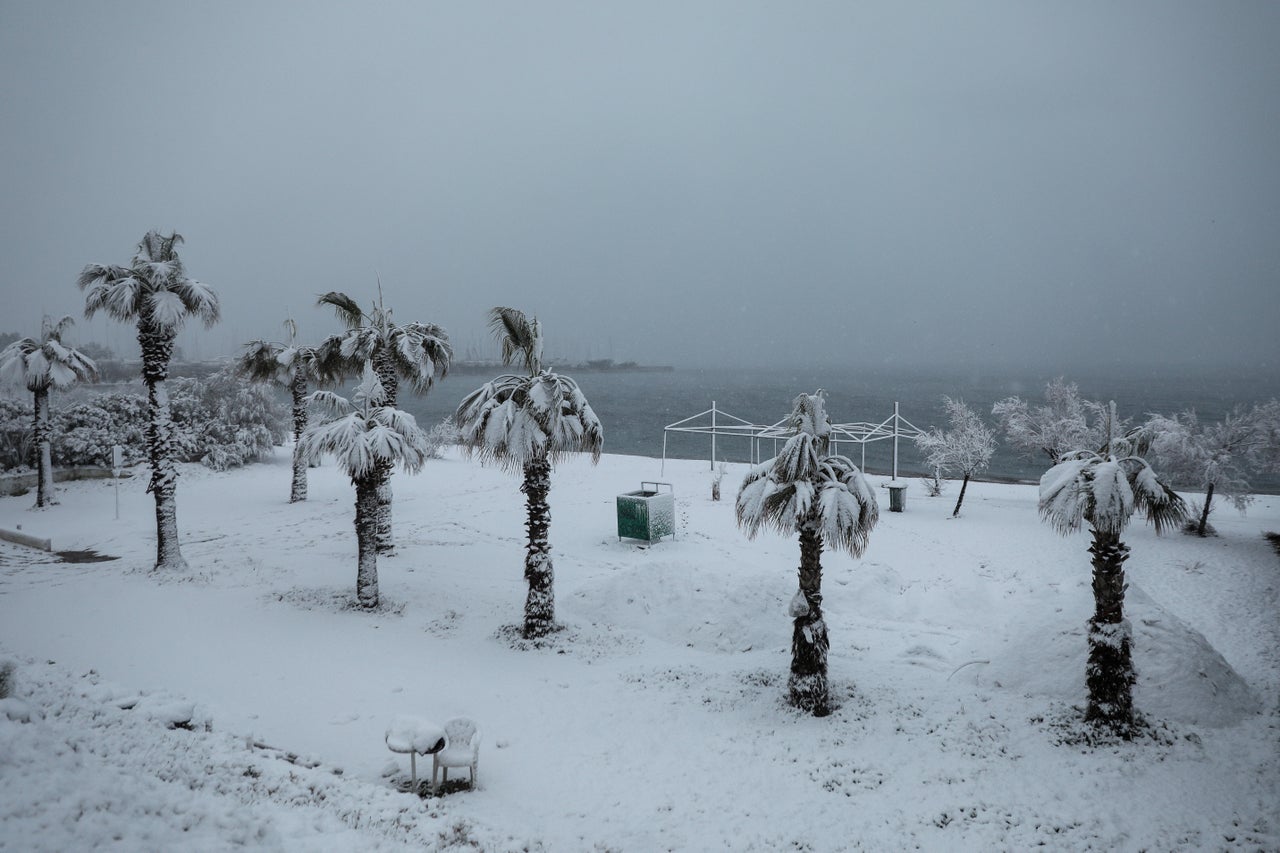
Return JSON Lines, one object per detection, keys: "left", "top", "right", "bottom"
{"left": 662, "top": 401, "right": 925, "bottom": 480}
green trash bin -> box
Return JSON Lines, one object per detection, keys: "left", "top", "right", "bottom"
{"left": 617, "top": 481, "right": 675, "bottom": 543}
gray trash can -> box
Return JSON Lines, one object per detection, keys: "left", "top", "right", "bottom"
{"left": 617, "top": 481, "right": 675, "bottom": 542}
{"left": 887, "top": 482, "right": 907, "bottom": 513}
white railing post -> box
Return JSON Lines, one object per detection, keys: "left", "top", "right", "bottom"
{"left": 711, "top": 400, "right": 717, "bottom": 471}
{"left": 892, "top": 401, "right": 900, "bottom": 481}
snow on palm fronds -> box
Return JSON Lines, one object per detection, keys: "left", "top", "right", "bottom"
{"left": 79, "top": 231, "right": 220, "bottom": 333}
{"left": 1039, "top": 450, "right": 1185, "bottom": 538}
{"left": 298, "top": 367, "right": 430, "bottom": 481}
{"left": 315, "top": 291, "right": 452, "bottom": 394}
{"left": 237, "top": 318, "right": 324, "bottom": 387}
{"left": 0, "top": 315, "right": 98, "bottom": 392}
{"left": 455, "top": 371, "right": 603, "bottom": 471}
{"left": 736, "top": 392, "right": 878, "bottom": 557}
{"left": 454, "top": 307, "right": 602, "bottom": 472}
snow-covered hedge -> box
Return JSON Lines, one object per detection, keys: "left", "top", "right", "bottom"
{"left": 0, "top": 368, "right": 287, "bottom": 472}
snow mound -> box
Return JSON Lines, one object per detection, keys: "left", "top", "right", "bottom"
{"left": 959, "top": 585, "right": 1260, "bottom": 727}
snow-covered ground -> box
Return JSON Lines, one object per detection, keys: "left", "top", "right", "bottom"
{"left": 1, "top": 447, "right": 1277, "bottom": 851}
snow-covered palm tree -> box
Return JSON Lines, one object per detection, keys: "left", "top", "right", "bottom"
{"left": 298, "top": 367, "right": 430, "bottom": 609}
{"left": 736, "top": 392, "right": 879, "bottom": 716}
{"left": 454, "top": 307, "right": 603, "bottom": 638}
{"left": 1039, "top": 404, "right": 1186, "bottom": 737}
{"left": 0, "top": 315, "right": 98, "bottom": 507}
{"left": 237, "top": 318, "right": 323, "bottom": 503}
{"left": 317, "top": 289, "right": 451, "bottom": 551}
{"left": 79, "top": 231, "right": 219, "bottom": 571}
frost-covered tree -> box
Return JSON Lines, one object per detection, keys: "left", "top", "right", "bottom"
{"left": 915, "top": 396, "right": 996, "bottom": 518}
{"left": 736, "top": 392, "right": 879, "bottom": 717}
{"left": 1252, "top": 399, "right": 1280, "bottom": 475}
{"left": 1145, "top": 407, "right": 1262, "bottom": 537}
{"left": 454, "top": 308, "right": 603, "bottom": 638}
{"left": 993, "top": 378, "right": 1104, "bottom": 465}
{"left": 317, "top": 290, "right": 451, "bottom": 551}
{"left": 0, "top": 315, "right": 98, "bottom": 506}
{"left": 79, "top": 231, "right": 219, "bottom": 571}
{"left": 1038, "top": 404, "right": 1186, "bottom": 737}
{"left": 298, "top": 366, "right": 430, "bottom": 609}
{"left": 238, "top": 318, "right": 324, "bottom": 502}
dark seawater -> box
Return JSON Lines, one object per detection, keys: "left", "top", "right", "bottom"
{"left": 403, "top": 364, "right": 1280, "bottom": 493}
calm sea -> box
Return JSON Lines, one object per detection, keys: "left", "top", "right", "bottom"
{"left": 402, "top": 364, "right": 1280, "bottom": 494}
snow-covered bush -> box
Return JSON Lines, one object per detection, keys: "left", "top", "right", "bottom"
{"left": 0, "top": 658, "right": 14, "bottom": 699}
{"left": 423, "top": 416, "right": 461, "bottom": 460}
{"left": 30, "top": 369, "right": 286, "bottom": 472}
{"left": 0, "top": 396, "right": 32, "bottom": 471}
{"left": 169, "top": 368, "right": 288, "bottom": 471}
{"left": 919, "top": 467, "right": 946, "bottom": 497}
{"left": 53, "top": 393, "right": 148, "bottom": 468}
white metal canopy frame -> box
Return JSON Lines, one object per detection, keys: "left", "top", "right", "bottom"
{"left": 662, "top": 400, "right": 925, "bottom": 480}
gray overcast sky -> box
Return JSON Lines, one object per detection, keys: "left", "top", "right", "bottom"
{"left": 1, "top": 0, "right": 1277, "bottom": 371}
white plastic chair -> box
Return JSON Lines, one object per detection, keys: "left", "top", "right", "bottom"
{"left": 432, "top": 717, "right": 481, "bottom": 791}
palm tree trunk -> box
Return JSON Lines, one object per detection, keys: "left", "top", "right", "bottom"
{"left": 1085, "top": 528, "right": 1135, "bottom": 736}
{"left": 373, "top": 350, "right": 397, "bottom": 551}
{"left": 354, "top": 476, "right": 380, "bottom": 608}
{"left": 791, "top": 520, "right": 831, "bottom": 716}
{"left": 32, "top": 387, "right": 53, "bottom": 508}
{"left": 289, "top": 370, "right": 308, "bottom": 503}
{"left": 521, "top": 456, "right": 556, "bottom": 638}
{"left": 952, "top": 472, "right": 970, "bottom": 518}
{"left": 1196, "top": 482, "right": 1214, "bottom": 537}
{"left": 140, "top": 326, "right": 187, "bottom": 572}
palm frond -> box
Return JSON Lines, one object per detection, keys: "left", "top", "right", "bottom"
{"left": 817, "top": 483, "right": 877, "bottom": 557}
{"left": 0, "top": 339, "right": 37, "bottom": 385}
{"left": 1038, "top": 457, "right": 1091, "bottom": 535}
{"left": 81, "top": 276, "right": 143, "bottom": 323}
{"left": 1121, "top": 457, "right": 1187, "bottom": 534}
{"left": 488, "top": 307, "right": 541, "bottom": 373}
{"left": 306, "top": 390, "right": 355, "bottom": 419}
{"left": 147, "top": 290, "right": 189, "bottom": 331}
{"left": 237, "top": 340, "right": 288, "bottom": 383}
{"left": 318, "top": 292, "right": 366, "bottom": 329}
{"left": 170, "top": 279, "right": 220, "bottom": 327}
{"left": 44, "top": 315, "right": 76, "bottom": 342}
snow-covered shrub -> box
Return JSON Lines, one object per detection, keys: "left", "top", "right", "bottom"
{"left": 919, "top": 467, "right": 946, "bottom": 497}
{"left": 0, "top": 396, "right": 32, "bottom": 471}
{"left": 423, "top": 416, "right": 461, "bottom": 460}
{"left": 711, "top": 460, "right": 727, "bottom": 501}
{"left": 0, "top": 658, "right": 15, "bottom": 699}
{"left": 52, "top": 393, "right": 148, "bottom": 468}
{"left": 170, "top": 368, "right": 288, "bottom": 471}
{"left": 40, "top": 369, "right": 286, "bottom": 472}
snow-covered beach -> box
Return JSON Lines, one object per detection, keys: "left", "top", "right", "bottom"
{"left": 1, "top": 447, "right": 1277, "bottom": 851}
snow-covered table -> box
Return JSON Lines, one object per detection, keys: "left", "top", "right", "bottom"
{"left": 385, "top": 715, "right": 446, "bottom": 793}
